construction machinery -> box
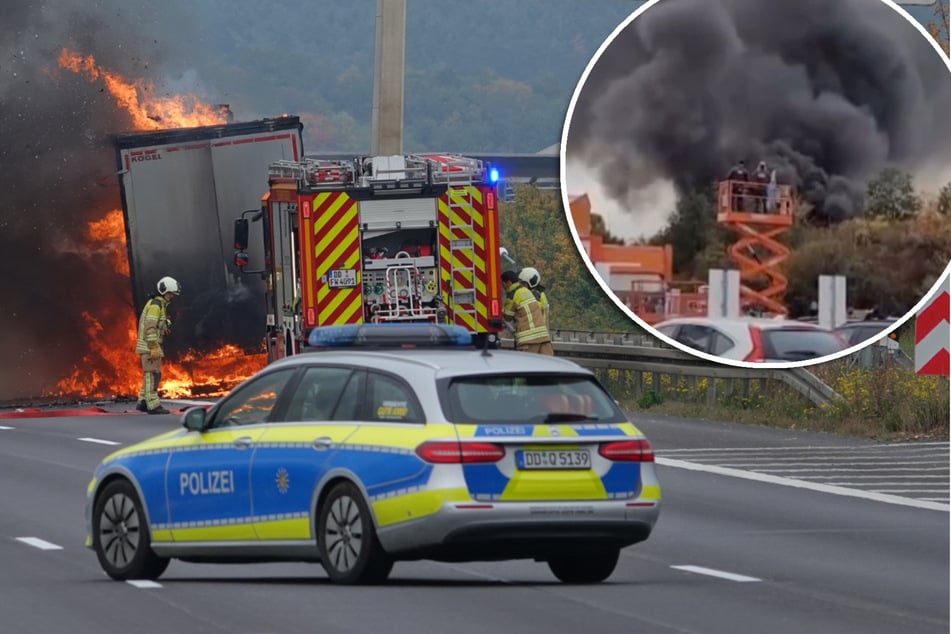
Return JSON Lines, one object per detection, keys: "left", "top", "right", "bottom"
{"left": 716, "top": 178, "right": 796, "bottom": 316}
{"left": 234, "top": 153, "right": 506, "bottom": 361}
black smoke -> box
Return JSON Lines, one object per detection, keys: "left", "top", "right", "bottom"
{"left": 0, "top": 1, "right": 197, "bottom": 402}
{"left": 566, "top": 0, "right": 951, "bottom": 223}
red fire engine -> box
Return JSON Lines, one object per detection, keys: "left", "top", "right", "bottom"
{"left": 234, "top": 153, "right": 506, "bottom": 361}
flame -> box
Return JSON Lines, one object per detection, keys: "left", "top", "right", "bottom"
{"left": 40, "top": 53, "right": 269, "bottom": 404}
{"left": 57, "top": 48, "right": 227, "bottom": 129}
{"left": 48, "top": 209, "right": 266, "bottom": 402}
{"left": 87, "top": 210, "right": 130, "bottom": 277}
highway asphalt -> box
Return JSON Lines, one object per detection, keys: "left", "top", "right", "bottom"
{"left": 0, "top": 407, "right": 947, "bottom": 634}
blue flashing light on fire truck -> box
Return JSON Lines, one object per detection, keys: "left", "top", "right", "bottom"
{"left": 234, "top": 153, "right": 506, "bottom": 362}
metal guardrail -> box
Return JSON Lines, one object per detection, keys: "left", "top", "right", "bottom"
{"left": 500, "top": 329, "right": 842, "bottom": 408}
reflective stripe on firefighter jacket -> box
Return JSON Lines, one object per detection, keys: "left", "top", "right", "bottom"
{"left": 534, "top": 289, "right": 550, "bottom": 329}
{"left": 135, "top": 296, "right": 170, "bottom": 355}
{"left": 504, "top": 282, "right": 551, "bottom": 345}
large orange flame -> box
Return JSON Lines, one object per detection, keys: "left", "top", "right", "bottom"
{"left": 57, "top": 48, "right": 227, "bottom": 129}
{"left": 50, "top": 209, "right": 267, "bottom": 401}
{"left": 42, "top": 47, "right": 268, "bottom": 403}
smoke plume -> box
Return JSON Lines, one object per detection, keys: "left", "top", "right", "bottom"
{"left": 0, "top": 1, "right": 198, "bottom": 402}
{"left": 566, "top": 0, "right": 951, "bottom": 223}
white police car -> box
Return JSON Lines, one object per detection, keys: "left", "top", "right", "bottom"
{"left": 86, "top": 324, "right": 662, "bottom": 584}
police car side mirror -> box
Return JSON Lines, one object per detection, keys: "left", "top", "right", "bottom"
{"left": 182, "top": 406, "right": 207, "bottom": 432}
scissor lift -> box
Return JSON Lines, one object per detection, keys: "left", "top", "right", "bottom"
{"left": 716, "top": 179, "right": 795, "bottom": 315}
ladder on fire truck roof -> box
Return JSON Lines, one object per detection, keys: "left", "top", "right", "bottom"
{"left": 445, "top": 167, "right": 479, "bottom": 330}
{"left": 411, "top": 154, "right": 487, "bottom": 185}
{"left": 268, "top": 155, "right": 487, "bottom": 188}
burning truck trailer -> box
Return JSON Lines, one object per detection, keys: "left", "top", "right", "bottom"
{"left": 115, "top": 115, "right": 304, "bottom": 395}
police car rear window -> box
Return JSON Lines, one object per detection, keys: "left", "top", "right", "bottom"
{"left": 443, "top": 374, "right": 624, "bottom": 425}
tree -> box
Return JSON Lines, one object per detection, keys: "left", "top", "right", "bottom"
{"left": 647, "top": 187, "right": 716, "bottom": 277}
{"left": 589, "top": 212, "right": 625, "bottom": 245}
{"left": 938, "top": 181, "right": 951, "bottom": 216}
{"left": 865, "top": 168, "right": 921, "bottom": 220}
{"left": 926, "top": 0, "right": 950, "bottom": 56}
{"left": 498, "top": 185, "right": 639, "bottom": 332}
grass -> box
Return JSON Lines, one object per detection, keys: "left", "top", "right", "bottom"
{"left": 594, "top": 363, "right": 950, "bottom": 442}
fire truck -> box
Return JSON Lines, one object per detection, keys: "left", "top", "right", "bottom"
{"left": 234, "top": 153, "right": 506, "bottom": 361}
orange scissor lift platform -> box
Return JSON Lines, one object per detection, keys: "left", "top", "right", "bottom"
{"left": 716, "top": 180, "right": 795, "bottom": 316}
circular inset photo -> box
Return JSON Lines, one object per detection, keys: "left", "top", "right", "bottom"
{"left": 562, "top": 0, "right": 951, "bottom": 368}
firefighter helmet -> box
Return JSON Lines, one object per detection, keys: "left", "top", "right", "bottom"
{"left": 518, "top": 267, "right": 541, "bottom": 288}
{"left": 157, "top": 276, "right": 181, "bottom": 296}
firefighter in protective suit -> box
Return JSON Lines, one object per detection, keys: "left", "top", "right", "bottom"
{"left": 519, "top": 267, "right": 550, "bottom": 330}
{"left": 501, "top": 270, "right": 553, "bottom": 355}
{"left": 135, "top": 276, "right": 181, "bottom": 414}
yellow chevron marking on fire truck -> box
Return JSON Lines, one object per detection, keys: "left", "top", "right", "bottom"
{"left": 313, "top": 192, "right": 350, "bottom": 228}
{"left": 323, "top": 291, "right": 363, "bottom": 325}
{"left": 338, "top": 296, "right": 363, "bottom": 324}
{"left": 456, "top": 311, "right": 477, "bottom": 330}
{"left": 316, "top": 241, "right": 361, "bottom": 303}
{"left": 315, "top": 212, "right": 360, "bottom": 276}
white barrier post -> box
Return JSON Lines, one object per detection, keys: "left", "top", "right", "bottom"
{"left": 708, "top": 269, "right": 740, "bottom": 319}
{"left": 818, "top": 275, "right": 847, "bottom": 330}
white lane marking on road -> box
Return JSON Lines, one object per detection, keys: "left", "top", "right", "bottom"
{"left": 716, "top": 461, "right": 947, "bottom": 468}
{"left": 78, "top": 437, "right": 121, "bottom": 446}
{"left": 656, "top": 458, "right": 951, "bottom": 512}
{"left": 671, "top": 565, "right": 761, "bottom": 583}
{"left": 800, "top": 474, "right": 950, "bottom": 479}
{"left": 126, "top": 580, "right": 162, "bottom": 589}
{"left": 16, "top": 537, "right": 63, "bottom": 551}
{"left": 658, "top": 442, "right": 950, "bottom": 452}
{"left": 748, "top": 467, "right": 948, "bottom": 473}
{"left": 0, "top": 425, "right": 14, "bottom": 430}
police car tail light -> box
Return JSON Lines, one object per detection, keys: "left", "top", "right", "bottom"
{"left": 416, "top": 440, "right": 505, "bottom": 464}
{"left": 599, "top": 439, "right": 654, "bottom": 462}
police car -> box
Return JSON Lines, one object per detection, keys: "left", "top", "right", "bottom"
{"left": 85, "top": 324, "right": 661, "bottom": 585}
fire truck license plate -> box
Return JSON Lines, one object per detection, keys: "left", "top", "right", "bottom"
{"left": 327, "top": 269, "right": 357, "bottom": 288}
{"left": 516, "top": 449, "right": 591, "bottom": 470}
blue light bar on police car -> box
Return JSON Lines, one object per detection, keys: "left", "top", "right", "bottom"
{"left": 307, "top": 323, "right": 473, "bottom": 348}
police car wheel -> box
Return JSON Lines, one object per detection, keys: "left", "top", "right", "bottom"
{"left": 547, "top": 546, "right": 619, "bottom": 584}
{"left": 317, "top": 482, "right": 393, "bottom": 585}
{"left": 93, "top": 479, "right": 170, "bottom": 581}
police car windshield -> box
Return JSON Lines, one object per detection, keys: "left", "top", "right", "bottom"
{"left": 444, "top": 374, "right": 624, "bottom": 425}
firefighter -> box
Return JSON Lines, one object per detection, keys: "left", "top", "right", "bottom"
{"left": 135, "top": 276, "right": 181, "bottom": 415}
{"left": 501, "top": 270, "right": 553, "bottom": 355}
{"left": 519, "top": 266, "right": 550, "bottom": 329}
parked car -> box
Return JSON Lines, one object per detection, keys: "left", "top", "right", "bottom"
{"left": 85, "top": 323, "right": 661, "bottom": 585}
{"left": 654, "top": 316, "right": 849, "bottom": 362}
{"left": 833, "top": 319, "right": 901, "bottom": 350}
